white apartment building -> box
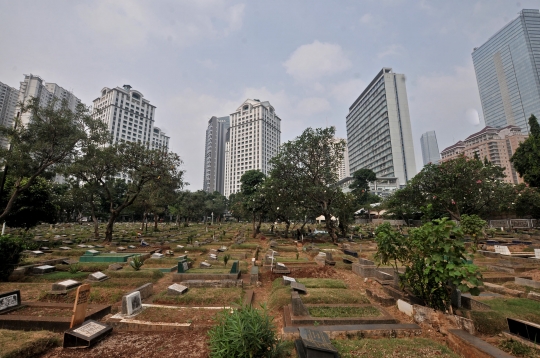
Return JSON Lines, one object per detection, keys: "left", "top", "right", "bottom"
{"left": 92, "top": 84, "right": 168, "bottom": 150}
{"left": 346, "top": 68, "right": 416, "bottom": 186}
{"left": 18, "top": 74, "right": 80, "bottom": 125}
{"left": 0, "top": 81, "right": 19, "bottom": 148}
{"left": 224, "top": 99, "right": 281, "bottom": 197}
{"left": 334, "top": 137, "right": 350, "bottom": 181}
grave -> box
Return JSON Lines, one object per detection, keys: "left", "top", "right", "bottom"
{"left": 59, "top": 246, "right": 72, "bottom": 250}
{"left": 168, "top": 283, "right": 188, "bottom": 296}
{"left": 295, "top": 328, "right": 338, "bottom": 358}
{"left": 31, "top": 250, "right": 44, "bottom": 256}
{"left": 291, "top": 291, "right": 309, "bottom": 316}
{"left": 291, "top": 281, "right": 307, "bottom": 294}
{"left": 208, "top": 253, "right": 218, "bottom": 261}
{"left": 108, "top": 263, "right": 123, "bottom": 271}
{"left": 283, "top": 276, "right": 296, "bottom": 285}
{"left": 77, "top": 244, "right": 87, "bottom": 248}
{"left": 88, "top": 271, "right": 109, "bottom": 282}
{"left": 218, "top": 246, "right": 227, "bottom": 252}
{"left": 0, "top": 290, "right": 22, "bottom": 314}
{"left": 507, "top": 318, "right": 540, "bottom": 344}
{"left": 200, "top": 261, "right": 212, "bottom": 268}
{"left": 343, "top": 249, "right": 358, "bottom": 258}
{"left": 151, "top": 253, "right": 164, "bottom": 259}
{"left": 274, "top": 262, "right": 290, "bottom": 274}
{"left": 51, "top": 279, "right": 81, "bottom": 293}
{"left": 84, "top": 250, "right": 100, "bottom": 256}
{"left": 229, "top": 261, "right": 240, "bottom": 274}
{"left": 177, "top": 258, "right": 190, "bottom": 273}
{"left": 32, "top": 265, "right": 56, "bottom": 275}
{"left": 128, "top": 245, "right": 136, "bottom": 249}
{"left": 63, "top": 320, "right": 113, "bottom": 348}
{"left": 324, "top": 252, "right": 336, "bottom": 266}
{"left": 121, "top": 291, "right": 143, "bottom": 316}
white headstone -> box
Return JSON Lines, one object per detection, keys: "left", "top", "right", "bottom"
{"left": 117, "top": 247, "right": 126, "bottom": 251}
{"left": 124, "top": 291, "right": 142, "bottom": 315}
{"left": 59, "top": 247, "right": 71, "bottom": 250}
{"left": 283, "top": 276, "right": 296, "bottom": 283}
{"left": 535, "top": 249, "right": 540, "bottom": 259}
{"left": 151, "top": 253, "right": 164, "bottom": 259}
{"left": 89, "top": 271, "right": 108, "bottom": 281}
{"left": 397, "top": 299, "right": 413, "bottom": 316}
{"left": 31, "top": 251, "right": 44, "bottom": 255}
{"left": 277, "top": 262, "right": 287, "bottom": 268}
{"left": 87, "top": 250, "right": 99, "bottom": 254}
{"left": 77, "top": 244, "right": 87, "bottom": 248}
{"left": 500, "top": 246, "right": 511, "bottom": 255}
{"left": 167, "top": 283, "right": 188, "bottom": 295}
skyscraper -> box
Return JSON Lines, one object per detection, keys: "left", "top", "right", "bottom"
{"left": 334, "top": 137, "right": 350, "bottom": 181}
{"left": 17, "top": 74, "right": 81, "bottom": 125}
{"left": 92, "top": 84, "right": 169, "bottom": 151}
{"left": 420, "top": 131, "right": 441, "bottom": 165}
{"left": 0, "top": 80, "right": 19, "bottom": 148}
{"left": 346, "top": 68, "right": 416, "bottom": 186}
{"left": 203, "top": 116, "right": 230, "bottom": 194}
{"left": 224, "top": 99, "right": 281, "bottom": 197}
{"left": 472, "top": 9, "right": 540, "bottom": 131}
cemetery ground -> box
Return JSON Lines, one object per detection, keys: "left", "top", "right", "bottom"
{"left": 2, "top": 223, "right": 540, "bottom": 357}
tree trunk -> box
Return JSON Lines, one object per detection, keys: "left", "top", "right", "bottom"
{"left": 252, "top": 212, "right": 257, "bottom": 238}
{"left": 324, "top": 213, "right": 338, "bottom": 242}
{"left": 154, "top": 213, "right": 158, "bottom": 230}
{"left": 284, "top": 220, "right": 290, "bottom": 238}
{"left": 141, "top": 211, "right": 147, "bottom": 231}
{"left": 105, "top": 211, "right": 120, "bottom": 242}
{"left": 89, "top": 197, "right": 100, "bottom": 240}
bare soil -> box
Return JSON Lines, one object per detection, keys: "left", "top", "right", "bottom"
{"left": 135, "top": 306, "right": 218, "bottom": 324}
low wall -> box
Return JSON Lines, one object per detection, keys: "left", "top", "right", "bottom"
{"left": 182, "top": 279, "right": 243, "bottom": 288}
{"left": 172, "top": 272, "right": 241, "bottom": 282}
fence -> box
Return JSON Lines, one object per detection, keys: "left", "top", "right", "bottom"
{"left": 489, "top": 219, "right": 538, "bottom": 229}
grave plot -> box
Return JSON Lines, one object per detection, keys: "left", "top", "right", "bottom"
{"left": 0, "top": 329, "right": 59, "bottom": 358}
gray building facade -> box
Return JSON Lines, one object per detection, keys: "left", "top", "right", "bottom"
{"left": 0, "top": 81, "right": 19, "bottom": 148}
{"left": 472, "top": 9, "right": 540, "bottom": 131}
{"left": 346, "top": 68, "right": 416, "bottom": 186}
{"left": 420, "top": 130, "right": 441, "bottom": 165}
{"left": 203, "top": 116, "right": 230, "bottom": 194}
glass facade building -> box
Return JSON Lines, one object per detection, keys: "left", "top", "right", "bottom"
{"left": 203, "top": 115, "right": 230, "bottom": 194}
{"left": 346, "top": 68, "right": 416, "bottom": 186}
{"left": 472, "top": 9, "right": 540, "bottom": 132}
{"left": 420, "top": 130, "right": 441, "bottom": 165}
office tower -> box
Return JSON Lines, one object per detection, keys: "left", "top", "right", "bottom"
{"left": 203, "top": 116, "right": 230, "bottom": 194}
{"left": 440, "top": 125, "right": 527, "bottom": 184}
{"left": 0, "top": 81, "right": 19, "bottom": 148}
{"left": 420, "top": 131, "right": 441, "bottom": 165}
{"left": 224, "top": 99, "right": 281, "bottom": 197}
{"left": 472, "top": 9, "right": 540, "bottom": 131}
{"left": 346, "top": 68, "right": 417, "bottom": 186}
{"left": 17, "top": 74, "right": 81, "bottom": 125}
{"left": 92, "top": 84, "right": 168, "bottom": 150}
{"left": 334, "top": 137, "right": 350, "bottom": 181}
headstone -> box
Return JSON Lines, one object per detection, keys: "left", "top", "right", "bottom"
{"left": 31, "top": 250, "right": 44, "bottom": 255}
{"left": 283, "top": 276, "right": 296, "bottom": 285}
{"left": 85, "top": 250, "right": 100, "bottom": 256}
{"left": 167, "top": 283, "right": 188, "bottom": 296}
{"left": 117, "top": 246, "right": 126, "bottom": 251}
{"left": 295, "top": 328, "right": 338, "bottom": 358}
{"left": 77, "top": 244, "right": 87, "bottom": 248}
{"left": 451, "top": 288, "right": 462, "bottom": 308}
{"left": 177, "top": 259, "right": 189, "bottom": 273}
{"left": 71, "top": 284, "right": 91, "bottom": 328}
{"left": 121, "top": 291, "right": 143, "bottom": 315}
{"left": 209, "top": 249, "right": 218, "bottom": 255}
{"left": 230, "top": 261, "right": 239, "bottom": 274}
{"left": 63, "top": 320, "right": 113, "bottom": 348}
{"left": 291, "top": 291, "right": 309, "bottom": 316}
{"left": 177, "top": 245, "right": 184, "bottom": 249}
{"left": 88, "top": 271, "right": 109, "bottom": 282}
{"left": 52, "top": 279, "right": 81, "bottom": 292}
{"left": 397, "top": 299, "right": 413, "bottom": 316}
{"left": 343, "top": 249, "right": 358, "bottom": 257}
{"left": 291, "top": 281, "right": 307, "bottom": 294}
{"left": 59, "top": 246, "right": 72, "bottom": 250}
{"left": 40, "top": 247, "right": 50, "bottom": 251}
{"left": 200, "top": 261, "right": 212, "bottom": 268}
{"left": 151, "top": 253, "right": 164, "bottom": 259}
{"left": 108, "top": 263, "right": 123, "bottom": 271}
{"left": 218, "top": 246, "right": 227, "bottom": 252}
{"left": 86, "top": 245, "right": 95, "bottom": 248}
{"left": 208, "top": 253, "right": 218, "bottom": 260}
{"left": 535, "top": 249, "right": 540, "bottom": 259}
{"left": 507, "top": 318, "right": 540, "bottom": 344}
{"left": 128, "top": 245, "right": 136, "bottom": 249}
{"left": 0, "top": 290, "right": 21, "bottom": 314}
{"left": 32, "top": 265, "right": 56, "bottom": 274}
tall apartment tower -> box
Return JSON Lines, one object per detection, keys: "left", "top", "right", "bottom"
{"left": 92, "top": 85, "right": 169, "bottom": 151}
{"left": 17, "top": 74, "right": 81, "bottom": 125}
{"left": 203, "top": 116, "right": 230, "bottom": 194}
{"left": 346, "top": 68, "right": 416, "bottom": 186}
{"left": 224, "top": 99, "right": 281, "bottom": 197}
{"left": 334, "top": 137, "right": 350, "bottom": 180}
{"left": 420, "top": 131, "right": 441, "bottom": 165}
{"left": 0, "top": 81, "right": 19, "bottom": 148}
{"left": 472, "top": 9, "right": 540, "bottom": 131}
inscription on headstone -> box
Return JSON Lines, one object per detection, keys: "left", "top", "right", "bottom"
{"left": 0, "top": 290, "right": 21, "bottom": 313}
{"left": 122, "top": 291, "right": 142, "bottom": 315}
{"left": 63, "top": 319, "right": 113, "bottom": 349}
{"left": 295, "top": 328, "right": 338, "bottom": 358}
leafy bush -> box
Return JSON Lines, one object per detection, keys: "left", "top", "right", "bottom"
{"left": 129, "top": 256, "right": 144, "bottom": 271}
{"left": 0, "top": 235, "right": 25, "bottom": 281}
{"left": 208, "top": 305, "right": 285, "bottom": 358}
{"left": 68, "top": 264, "right": 80, "bottom": 274}
{"left": 375, "top": 219, "right": 482, "bottom": 311}
{"left": 460, "top": 214, "right": 486, "bottom": 249}
{"left": 223, "top": 254, "right": 231, "bottom": 267}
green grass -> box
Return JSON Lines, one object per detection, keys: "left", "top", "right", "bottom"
{"left": 23, "top": 271, "right": 89, "bottom": 282}
{"left": 308, "top": 306, "right": 380, "bottom": 318}
{"left": 230, "top": 244, "right": 258, "bottom": 249}
{"left": 297, "top": 279, "right": 347, "bottom": 289}
{"left": 332, "top": 337, "right": 459, "bottom": 358}
{"left": 303, "top": 289, "right": 370, "bottom": 305}
{"left": 106, "top": 269, "right": 164, "bottom": 280}
{"left": 0, "top": 329, "right": 60, "bottom": 358}
{"left": 276, "top": 257, "right": 308, "bottom": 262}
{"left": 471, "top": 298, "right": 540, "bottom": 335}
{"left": 499, "top": 339, "right": 538, "bottom": 357}
{"left": 153, "top": 288, "right": 243, "bottom": 305}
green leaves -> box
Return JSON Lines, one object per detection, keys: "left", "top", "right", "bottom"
{"left": 511, "top": 115, "right": 540, "bottom": 187}
{"left": 129, "top": 256, "right": 144, "bottom": 271}
{"left": 0, "top": 235, "right": 25, "bottom": 281}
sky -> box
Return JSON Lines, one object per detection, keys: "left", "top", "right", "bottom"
{"left": 0, "top": 0, "right": 538, "bottom": 190}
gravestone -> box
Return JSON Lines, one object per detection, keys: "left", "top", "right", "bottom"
{"left": 0, "top": 290, "right": 21, "bottom": 314}
{"left": 71, "top": 284, "right": 91, "bottom": 328}
{"left": 230, "top": 261, "right": 239, "bottom": 274}
{"left": 121, "top": 291, "right": 143, "bottom": 315}
{"left": 32, "top": 265, "right": 56, "bottom": 274}
{"left": 31, "top": 250, "right": 44, "bottom": 256}
{"left": 507, "top": 318, "right": 540, "bottom": 344}
{"left": 343, "top": 249, "right": 358, "bottom": 257}
{"left": 85, "top": 250, "right": 100, "bottom": 256}
{"left": 52, "top": 279, "right": 81, "bottom": 292}
{"left": 88, "top": 271, "right": 109, "bottom": 282}
{"left": 128, "top": 245, "right": 136, "bottom": 249}
{"left": 59, "top": 246, "right": 72, "bottom": 250}
{"left": 283, "top": 276, "right": 296, "bottom": 285}
{"left": 291, "top": 291, "right": 309, "bottom": 316}
{"left": 167, "top": 283, "right": 188, "bottom": 296}
{"left": 117, "top": 246, "right": 126, "bottom": 251}
{"left": 108, "top": 263, "right": 123, "bottom": 271}
{"left": 295, "top": 328, "right": 338, "bottom": 358}
{"left": 77, "top": 244, "right": 87, "bottom": 248}
{"left": 200, "top": 261, "right": 212, "bottom": 268}
{"left": 535, "top": 249, "right": 540, "bottom": 259}
{"left": 63, "top": 320, "right": 113, "bottom": 348}
{"left": 218, "top": 246, "right": 227, "bottom": 252}
{"left": 451, "top": 288, "right": 462, "bottom": 308}
{"left": 291, "top": 281, "right": 307, "bottom": 294}
{"left": 177, "top": 259, "right": 189, "bottom": 273}
{"left": 151, "top": 253, "right": 164, "bottom": 259}
{"left": 177, "top": 245, "right": 184, "bottom": 249}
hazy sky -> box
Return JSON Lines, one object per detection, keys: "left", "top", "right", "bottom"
{"left": 1, "top": 0, "right": 537, "bottom": 190}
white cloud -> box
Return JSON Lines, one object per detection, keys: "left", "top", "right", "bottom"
{"left": 360, "top": 13, "right": 373, "bottom": 24}
{"left": 283, "top": 41, "right": 352, "bottom": 82}
{"left": 330, "top": 79, "right": 366, "bottom": 103}
{"left": 377, "top": 44, "right": 404, "bottom": 58}
{"left": 77, "top": 0, "right": 245, "bottom": 49}
{"left": 200, "top": 59, "right": 218, "bottom": 69}
{"left": 296, "top": 97, "right": 331, "bottom": 116}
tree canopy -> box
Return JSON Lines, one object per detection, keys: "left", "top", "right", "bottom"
{"left": 511, "top": 114, "right": 540, "bottom": 187}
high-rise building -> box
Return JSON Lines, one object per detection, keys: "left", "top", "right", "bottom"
{"left": 203, "top": 116, "right": 230, "bottom": 194}
{"left": 224, "top": 99, "right": 281, "bottom": 197}
{"left": 0, "top": 80, "right": 19, "bottom": 148}
{"left": 346, "top": 68, "right": 416, "bottom": 186}
{"left": 17, "top": 74, "right": 81, "bottom": 125}
{"left": 92, "top": 84, "right": 168, "bottom": 150}
{"left": 420, "top": 131, "right": 441, "bottom": 165}
{"left": 334, "top": 137, "right": 350, "bottom": 181}
{"left": 440, "top": 125, "right": 527, "bottom": 184}
{"left": 472, "top": 9, "right": 540, "bottom": 131}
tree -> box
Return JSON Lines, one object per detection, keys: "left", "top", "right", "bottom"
{"left": 269, "top": 127, "right": 345, "bottom": 241}
{"left": 349, "top": 168, "right": 377, "bottom": 205}
{"left": 240, "top": 170, "right": 267, "bottom": 238}
{"left": 460, "top": 214, "right": 486, "bottom": 250}
{"left": 511, "top": 114, "right": 540, "bottom": 187}
{"left": 0, "top": 235, "right": 25, "bottom": 281}
{"left": 0, "top": 97, "right": 108, "bottom": 221}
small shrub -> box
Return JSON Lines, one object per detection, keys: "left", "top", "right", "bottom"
{"left": 208, "top": 305, "right": 285, "bottom": 358}
{"left": 0, "top": 235, "right": 25, "bottom": 281}
{"left": 223, "top": 254, "right": 231, "bottom": 267}
{"left": 499, "top": 339, "right": 534, "bottom": 357}
{"left": 129, "top": 256, "right": 144, "bottom": 271}
{"left": 68, "top": 264, "right": 80, "bottom": 274}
